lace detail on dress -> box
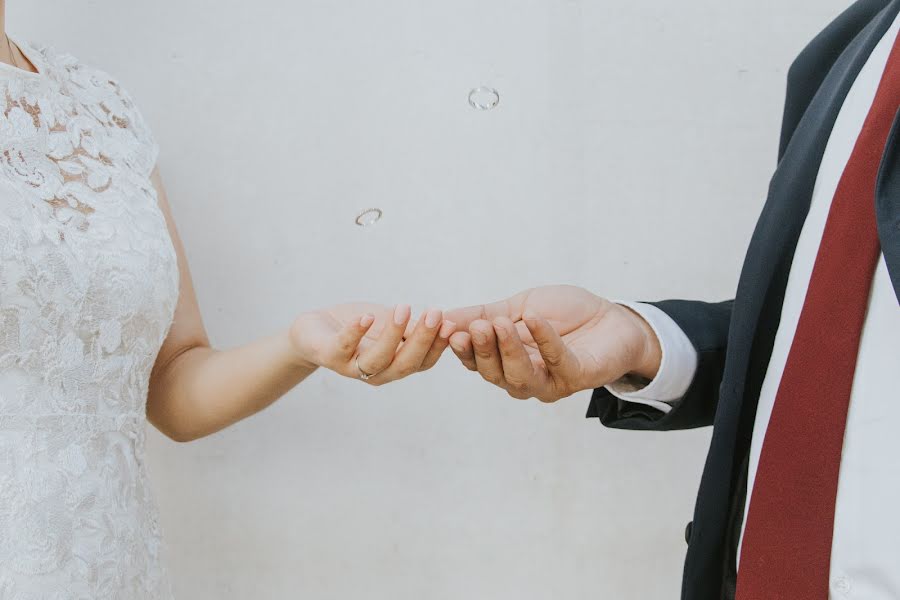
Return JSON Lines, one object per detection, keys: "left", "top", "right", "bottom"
{"left": 0, "top": 42, "right": 158, "bottom": 232}
{"left": 0, "top": 41, "right": 178, "bottom": 600}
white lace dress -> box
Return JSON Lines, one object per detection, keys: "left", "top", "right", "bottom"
{"left": 0, "top": 41, "right": 179, "bottom": 599}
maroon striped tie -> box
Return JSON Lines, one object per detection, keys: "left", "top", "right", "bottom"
{"left": 734, "top": 30, "right": 897, "bottom": 600}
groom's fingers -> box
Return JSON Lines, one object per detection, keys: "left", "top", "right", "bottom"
{"left": 522, "top": 311, "right": 577, "bottom": 398}
{"left": 356, "top": 304, "right": 411, "bottom": 377}
{"left": 469, "top": 320, "right": 507, "bottom": 388}
{"left": 492, "top": 317, "right": 541, "bottom": 399}
{"left": 448, "top": 332, "right": 477, "bottom": 371}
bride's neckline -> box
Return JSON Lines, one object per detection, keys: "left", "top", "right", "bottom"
{"left": 0, "top": 36, "right": 43, "bottom": 79}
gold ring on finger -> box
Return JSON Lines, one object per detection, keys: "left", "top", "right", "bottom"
{"left": 356, "top": 355, "right": 375, "bottom": 381}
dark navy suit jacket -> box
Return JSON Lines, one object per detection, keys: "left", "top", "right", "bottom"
{"left": 588, "top": 1, "right": 900, "bottom": 598}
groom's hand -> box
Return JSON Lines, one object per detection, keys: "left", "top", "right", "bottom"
{"left": 444, "top": 286, "right": 662, "bottom": 402}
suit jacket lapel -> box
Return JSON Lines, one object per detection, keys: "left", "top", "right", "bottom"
{"left": 876, "top": 107, "right": 900, "bottom": 300}
{"left": 709, "top": 6, "right": 900, "bottom": 594}
{"left": 725, "top": 0, "right": 900, "bottom": 444}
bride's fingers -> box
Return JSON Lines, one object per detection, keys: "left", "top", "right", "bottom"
{"left": 403, "top": 318, "right": 417, "bottom": 340}
{"left": 355, "top": 304, "right": 411, "bottom": 377}
{"left": 331, "top": 313, "right": 376, "bottom": 364}
{"left": 419, "top": 319, "right": 457, "bottom": 371}
{"left": 366, "top": 308, "right": 443, "bottom": 384}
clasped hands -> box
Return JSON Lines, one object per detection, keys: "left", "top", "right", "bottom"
{"left": 288, "top": 285, "right": 663, "bottom": 400}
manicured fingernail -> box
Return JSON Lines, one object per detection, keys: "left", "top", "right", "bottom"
{"left": 360, "top": 313, "right": 375, "bottom": 328}
{"left": 394, "top": 304, "right": 411, "bottom": 325}
{"left": 425, "top": 309, "right": 442, "bottom": 329}
{"left": 493, "top": 323, "right": 508, "bottom": 341}
{"left": 439, "top": 320, "right": 456, "bottom": 338}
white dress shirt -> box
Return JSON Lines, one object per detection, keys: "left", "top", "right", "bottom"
{"left": 609, "top": 12, "right": 900, "bottom": 599}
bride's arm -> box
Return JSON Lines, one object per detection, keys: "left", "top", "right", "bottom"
{"left": 145, "top": 169, "right": 455, "bottom": 442}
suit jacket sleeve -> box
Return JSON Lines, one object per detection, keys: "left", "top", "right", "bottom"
{"left": 587, "top": 299, "right": 733, "bottom": 431}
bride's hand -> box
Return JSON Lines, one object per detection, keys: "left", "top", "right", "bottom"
{"left": 288, "top": 303, "right": 457, "bottom": 385}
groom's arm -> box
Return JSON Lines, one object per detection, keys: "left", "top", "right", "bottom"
{"left": 588, "top": 299, "right": 733, "bottom": 431}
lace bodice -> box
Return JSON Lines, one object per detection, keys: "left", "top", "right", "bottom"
{"left": 0, "top": 40, "right": 179, "bottom": 599}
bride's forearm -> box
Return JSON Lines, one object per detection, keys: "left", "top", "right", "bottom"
{"left": 147, "top": 171, "right": 322, "bottom": 442}
{"left": 146, "top": 329, "right": 316, "bottom": 442}
{"left": 144, "top": 171, "right": 452, "bottom": 443}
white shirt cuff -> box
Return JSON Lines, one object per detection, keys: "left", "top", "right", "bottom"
{"left": 603, "top": 301, "right": 699, "bottom": 413}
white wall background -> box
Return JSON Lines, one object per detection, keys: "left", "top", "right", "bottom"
{"left": 14, "top": 1, "right": 849, "bottom": 598}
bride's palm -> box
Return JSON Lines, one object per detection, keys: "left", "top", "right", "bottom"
{"left": 290, "top": 303, "right": 454, "bottom": 385}
{"left": 296, "top": 303, "right": 392, "bottom": 349}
